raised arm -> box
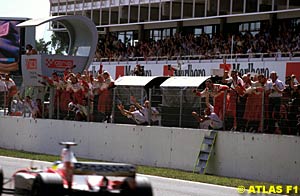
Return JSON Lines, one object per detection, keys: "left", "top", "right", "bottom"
{"left": 117, "top": 104, "right": 132, "bottom": 117}
{"left": 130, "top": 96, "right": 143, "bottom": 110}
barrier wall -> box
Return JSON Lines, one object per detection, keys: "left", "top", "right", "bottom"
{"left": 0, "top": 116, "right": 299, "bottom": 185}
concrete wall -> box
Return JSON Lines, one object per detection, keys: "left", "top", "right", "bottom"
{"left": 0, "top": 116, "right": 299, "bottom": 185}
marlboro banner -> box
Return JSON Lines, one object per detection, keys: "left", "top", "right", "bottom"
{"left": 91, "top": 58, "right": 294, "bottom": 81}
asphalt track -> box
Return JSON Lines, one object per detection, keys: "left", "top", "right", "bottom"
{"left": 0, "top": 156, "right": 280, "bottom": 196}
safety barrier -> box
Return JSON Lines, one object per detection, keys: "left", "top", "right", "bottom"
{"left": 0, "top": 116, "right": 299, "bottom": 185}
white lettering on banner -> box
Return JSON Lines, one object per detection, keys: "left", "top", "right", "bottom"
{"left": 174, "top": 64, "right": 206, "bottom": 76}
{"left": 125, "top": 66, "right": 133, "bottom": 75}
{"left": 232, "top": 63, "right": 270, "bottom": 78}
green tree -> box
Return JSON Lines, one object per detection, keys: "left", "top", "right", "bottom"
{"left": 51, "top": 32, "right": 69, "bottom": 55}
{"left": 35, "top": 38, "right": 51, "bottom": 54}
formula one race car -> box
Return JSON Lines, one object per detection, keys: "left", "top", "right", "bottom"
{"left": 0, "top": 142, "right": 153, "bottom": 196}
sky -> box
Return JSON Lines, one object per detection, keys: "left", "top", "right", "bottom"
{"left": 1, "top": 0, "right": 51, "bottom": 41}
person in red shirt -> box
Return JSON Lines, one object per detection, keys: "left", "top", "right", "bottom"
{"left": 193, "top": 79, "right": 229, "bottom": 121}
{"left": 97, "top": 71, "right": 115, "bottom": 122}
{"left": 222, "top": 70, "right": 244, "bottom": 131}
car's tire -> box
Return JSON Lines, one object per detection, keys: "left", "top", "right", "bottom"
{"left": 135, "top": 176, "right": 153, "bottom": 196}
{"left": 121, "top": 176, "right": 153, "bottom": 196}
{"left": 31, "top": 173, "right": 64, "bottom": 196}
{"left": 0, "top": 166, "right": 3, "bottom": 196}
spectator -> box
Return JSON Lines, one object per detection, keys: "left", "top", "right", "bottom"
{"left": 92, "top": 73, "right": 105, "bottom": 122}
{"left": 192, "top": 103, "right": 223, "bottom": 130}
{"left": 24, "top": 96, "right": 40, "bottom": 118}
{"left": 66, "top": 73, "right": 84, "bottom": 105}
{"left": 117, "top": 103, "right": 148, "bottom": 125}
{"left": 193, "top": 79, "right": 229, "bottom": 120}
{"left": 277, "top": 103, "right": 290, "bottom": 135}
{"left": 38, "top": 72, "right": 67, "bottom": 118}
{"left": 3, "top": 73, "right": 17, "bottom": 114}
{"left": 97, "top": 71, "right": 115, "bottom": 122}
{"left": 130, "top": 96, "right": 160, "bottom": 125}
{"left": 133, "top": 64, "right": 145, "bottom": 76}
{"left": 36, "top": 98, "right": 48, "bottom": 118}
{"left": 288, "top": 85, "right": 300, "bottom": 135}
{"left": 25, "top": 44, "right": 38, "bottom": 55}
{"left": 222, "top": 70, "right": 244, "bottom": 131}
{"left": 243, "top": 74, "right": 266, "bottom": 132}
{"left": 67, "top": 98, "right": 90, "bottom": 121}
{"left": 10, "top": 94, "right": 24, "bottom": 116}
{"left": 265, "top": 71, "right": 285, "bottom": 133}
{"left": 291, "top": 74, "right": 299, "bottom": 86}
{"left": 0, "top": 75, "right": 7, "bottom": 108}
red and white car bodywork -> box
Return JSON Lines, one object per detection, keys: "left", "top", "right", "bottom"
{"left": 0, "top": 142, "right": 153, "bottom": 196}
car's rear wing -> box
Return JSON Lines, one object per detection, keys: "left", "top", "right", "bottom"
{"left": 73, "top": 162, "right": 136, "bottom": 177}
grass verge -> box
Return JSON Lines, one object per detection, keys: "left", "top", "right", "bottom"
{"left": 0, "top": 148, "right": 285, "bottom": 194}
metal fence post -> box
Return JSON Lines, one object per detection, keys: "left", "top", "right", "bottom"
{"left": 261, "top": 90, "right": 265, "bottom": 132}
{"left": 223, "top": 89, "right": 227, "bottom": 131}
{"left": 148, "top": 88, "right": 152, "bottom": 125}
{"left": 56, "top": 89, "right": 59, "bottom": 120}
{"left": 87, "top": 90, "right": 90, "bottom": 122}
{"left": 179, "top": 89, "right": 183, "bottom": 127}
{"left": 111, "top": 87, "right": 116, "bottom": 123}
{"left": 48, "top": 87, "right": 54, "bottom": 119}
{"left": 4, "top": 91, "right": 7, "bottom": 116}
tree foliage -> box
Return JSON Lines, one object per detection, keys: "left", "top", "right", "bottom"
{"left": 51, "top": 32, "right": 69, "bottom": 55}
{"left": 34, "top": 32, "right": 69, "bottom": 55}
{"left": 35, "top": 38, "right": 51, "bottom": 54}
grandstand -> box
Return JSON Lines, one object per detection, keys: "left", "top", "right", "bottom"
{"left": 1, "top": 2, "right": 300, "bottom": 185}
{"left": 49, "top": 0, "right": 300, "bottom": 59}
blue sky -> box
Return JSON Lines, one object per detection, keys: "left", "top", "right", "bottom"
{"left": 1, "top": 0, "right": 51, "bottom": 41}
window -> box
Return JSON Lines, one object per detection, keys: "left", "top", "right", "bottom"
{"left": 239, "top": 22, "right": 261, "bottom": 36}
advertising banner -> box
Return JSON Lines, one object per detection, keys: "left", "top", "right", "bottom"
{"left": 22, "top": 54, "right": 89, "bottom": 86}
{"left": 0, "top": 19, "right": 24, "bottom": 73}
{"left": 91, "top": 59, "right": 294, "bottom": 81}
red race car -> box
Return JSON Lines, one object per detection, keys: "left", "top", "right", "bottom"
{"left": 0, "top": 142, "right": 153, "bottom": 196}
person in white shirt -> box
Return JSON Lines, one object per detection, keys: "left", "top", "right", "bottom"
{"left": 117, "top": 104, "right": 148, "bottom": 125}
{"left": 24, "top": 96, "right": 40, "bottom": 118}
{"left": 1, "top": 74, "right": 17, "bottom": 114}
{"left": 192, "top": 104, "right": 223, "bottom": 130}
{"left": 130, "top": 96, "right": 160, "bottom": 125}
{"left": 265, "top": 71, "right": 285, "bottom": 133}
{"left": 0, "top": 76, "right": 7, "bottom": 108}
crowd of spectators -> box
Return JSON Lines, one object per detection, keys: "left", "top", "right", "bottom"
{"left": 192, "top": 70, "right": 300, "bottom": 135}
{"left": 35, "top": 65, "right": 115, "bottom": 122}
{"left": 94, "top": 20, "right": 300, "bottom": 61}
{"left": 1, "top": 68, "right": 300, "bottom": 135}
{"left": 0, "top": 66, "right": 115, "bottom": 122}
{"left": 0, "top": 73, "right": 18, "bottom": 114}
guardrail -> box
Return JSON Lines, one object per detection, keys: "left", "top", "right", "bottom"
{"left": 94, "top": 51, "right": 300, "bottom": 64}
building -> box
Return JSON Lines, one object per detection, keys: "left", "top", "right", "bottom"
{"left": 50, "top": 0, "right": 300, "bottom": 44}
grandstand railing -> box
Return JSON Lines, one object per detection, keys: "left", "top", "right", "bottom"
{"left": 94, "top": 51, "right": 300, "bottom": 64}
